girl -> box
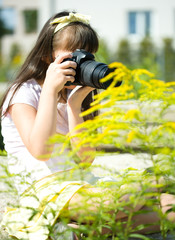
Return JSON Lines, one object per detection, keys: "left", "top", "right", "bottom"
{"left": 0, "top": 11, "right": 98, "bottom": 193}
{"left": 1, "top": 11, "right": 175, "bottom": 240}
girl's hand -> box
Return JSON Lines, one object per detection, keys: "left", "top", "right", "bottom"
{"left": 67, "top": 86, "right": 95, "bottom": 112}
{"left": 44, "top": 53, "right": 77, "bottom": 94}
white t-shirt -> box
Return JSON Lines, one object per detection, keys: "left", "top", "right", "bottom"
{"left": 1, "top": 79, "right": 74, "bottom": 193}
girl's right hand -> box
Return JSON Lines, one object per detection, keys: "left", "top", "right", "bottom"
{"left": 44, "top": 53, "right": 77, "bottom": 94}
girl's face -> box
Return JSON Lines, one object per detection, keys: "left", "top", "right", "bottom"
{"left": 53, "top": 49, "right": 71, "bottom": 59}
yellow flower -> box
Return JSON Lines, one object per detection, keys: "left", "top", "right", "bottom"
{"left": 12, "top": 55, "right": 21, "bottom": 65}
{"left": 164, "top": 122, "right": 175, "bottom": 130}
{"left": 127, "top": 130, "right": 136, "bottom": 143}
{"left": 124, "top": 109, "right": 141, "bottom": 121}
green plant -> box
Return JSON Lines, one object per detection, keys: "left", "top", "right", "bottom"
{"left": 115, "top": 39, "right": 132, "bottom": 67}
{"left": 112, "top": 37, "right": 175, "bottom": 83}
{"left": 138, "top": 37, "right": 156, "bottom": 64}
{"left": 95, "top": 39, "right": 111, "bottom": 64}
{"left": 1, "top": 63, "right": 175, "bottom": 240}
{"left": 9, "top": 43, "right": 22, "bottom": 64}
{"left": 0, "top": 43, "right": 22, "bottom": 82}
{"left": 43, "top": 63, "right": 175, "bottom": 239}
{"left": 162, "top": 38, "right": 175, "bottom": 82}
{"left": 134, "top": 37, "right": 160, "bottom": 80}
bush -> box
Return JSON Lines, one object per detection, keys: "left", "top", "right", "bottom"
{"left": 162, "top": 38, "right": 175, "bottom": 82}
{"left": 96, "top": 39, "right": 111, "bottom": 64}
{"left": 115, "top": 39, "right": 132, "bottom": 66}
{"left": 115, "top": 37, "right": 175, "bottom": 82}
{"left": 65, "top": 63, "right": 175, "bottom": 239}
{"left": 2, "top": 63, "right": 174, "bottom": 239}
{"left": 0, "top": 48, "right": 175, "bottom": 240}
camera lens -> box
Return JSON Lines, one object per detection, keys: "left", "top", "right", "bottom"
{"left": 64, "top": 49, "right": 122, "bottom": 89}
{"left": 79, "top": 61, "right": 119, "bottom": 89}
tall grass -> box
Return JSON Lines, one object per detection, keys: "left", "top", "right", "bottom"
{"left": 0, "top": 62, "right": 175, "bottom": 240}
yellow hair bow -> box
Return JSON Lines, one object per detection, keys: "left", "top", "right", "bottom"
{"left": 50, "top": 12, "right": 91, "bottom": 33}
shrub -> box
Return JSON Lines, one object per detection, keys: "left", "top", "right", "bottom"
{"left": 0, "top": 63, "right": 175, "bottom": 239}
{"left": 115, "top": 39, "right": 132, "bottom": 66}
{"left": 48, "top": 63, "right": 175, "bottom": 239}
{"left": 96, "top": 39, "right": 111, "bottom": 64}
{"left": 162, "top": 38, "right": 175, "bottom": 82}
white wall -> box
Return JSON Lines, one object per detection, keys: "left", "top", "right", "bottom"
{"left": 2, "top": 0, "right": 175, "bottom": 57}
{"left": 38, "top": 0, "right": 175, "bottom": 49}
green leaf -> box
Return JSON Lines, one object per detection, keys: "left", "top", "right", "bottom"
{"left": 129, "top": 233, "right": 150, "bottom": 239}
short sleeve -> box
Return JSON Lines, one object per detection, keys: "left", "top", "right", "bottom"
{"left": 2, "top": 79, "right": 41, "bottom": 113}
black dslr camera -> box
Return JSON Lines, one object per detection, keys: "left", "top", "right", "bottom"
{"left": 64, "top": 49, "right": 122, "bottom": 89}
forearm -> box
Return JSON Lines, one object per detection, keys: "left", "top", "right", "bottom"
{"left": 67, "top": 105, "right": 95, "bottom": 163}
{"left": 10, "top": 53, "right": 77, "bottom": 161}
{"left": 29, "top": 88, "right": 57, "bottom": 159}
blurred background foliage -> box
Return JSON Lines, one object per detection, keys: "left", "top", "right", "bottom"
{"left": 96, "top": 36, "right": 175, "bottom": 83}
{"left": 0, "top": 36, "right": 175, "bottom": 83}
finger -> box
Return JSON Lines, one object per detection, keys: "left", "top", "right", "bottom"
{"left": 65, "top": 75, "right": 75, "bottom": 83}
{"left": 54, "top": 53, "right": 72, "bottom": 64}
{"left": 63, "top": 68, "right": 76, "bottom": 76}
{"left": 61, "top": 60, "right": 77, "bottom": 70}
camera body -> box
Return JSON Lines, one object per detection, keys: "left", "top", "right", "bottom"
{"left": 65, "top": 49, "right": 122, "bottom": 89}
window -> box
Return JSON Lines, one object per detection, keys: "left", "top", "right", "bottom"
{"left": 174, "top": 9, "right": 175, "bottom": 36}
{"left": 23, "top": 9, "right": 38, "bottom": 33}
{"left": 128, "top": 11, "right": 151, "bottom": 37}
{"left": 0, "top": 7, "right": 16, "bottom": 35}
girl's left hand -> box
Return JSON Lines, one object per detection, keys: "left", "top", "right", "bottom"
{"left": 67, "top": 86, "right": 94, "bottom": 111}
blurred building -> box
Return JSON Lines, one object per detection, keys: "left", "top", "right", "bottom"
{"left": 1, "top": 0, "right": 39, "bottom": 58}
{"left": 1, "top": 0, "right": 175, "bottom": 58}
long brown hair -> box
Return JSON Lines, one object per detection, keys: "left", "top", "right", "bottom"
{"left": 0, "top": 11, "right": 99, "bottom": 119}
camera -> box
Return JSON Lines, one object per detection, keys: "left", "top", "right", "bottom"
{"left": 64, "top": 49, "right": 122, "bottom": 89}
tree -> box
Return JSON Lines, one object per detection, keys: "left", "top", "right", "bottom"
{"left": 115, "top": 39, "right": 132, "bottom": 66}
{"left": 162, "top": 38, "right": 175, "bottom": 82}
{"left": 96, "top": 39, "right": 111, "bottom": 64}
{"left": 137, "top": 37, "right": 157, "bottom": 68}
